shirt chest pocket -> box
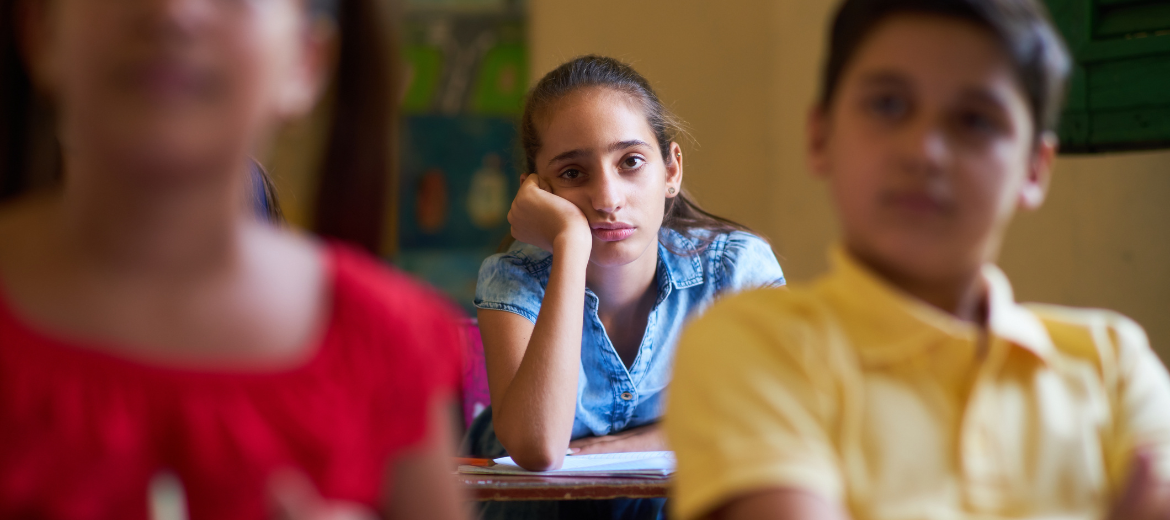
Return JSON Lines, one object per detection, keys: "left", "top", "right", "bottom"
{"left": 854, "top": 364, "right": 1112, "bottom": 518}
{"left": 964, "top": 362, "right": 1112, "bottom": 515}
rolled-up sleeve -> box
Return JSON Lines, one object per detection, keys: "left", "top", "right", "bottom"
{"left": 718, "top": 232, "right": 786, "bottom": 292}
{"left": 473, "top": 251, "right": 545, "bottom": 324}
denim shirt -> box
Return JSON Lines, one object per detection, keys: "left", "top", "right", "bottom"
{"left": 472, "top": 229, "right": 785, "bottom": 443}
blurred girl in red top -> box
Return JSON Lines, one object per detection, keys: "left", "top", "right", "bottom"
{"left": 0, "top": 0, "right": 465, "bottom": 518}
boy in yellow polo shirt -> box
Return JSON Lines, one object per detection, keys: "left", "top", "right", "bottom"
{"left": 665, "top": 0, "right": 1170, "bottom": 519}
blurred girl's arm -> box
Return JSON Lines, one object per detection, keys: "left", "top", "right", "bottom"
{"left": 269, "top": 398, "right": 467, "bottom": 520}
{"left": 384, "top": 396, "right": 468, "bottom": 520}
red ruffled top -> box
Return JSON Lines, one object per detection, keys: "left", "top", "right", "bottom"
{"left": 0, "top": 244, "right": 463, "bottom": 519}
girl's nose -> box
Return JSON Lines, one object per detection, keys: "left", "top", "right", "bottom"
{"left": 591, "top": 169, "right": 624, "bottom": 214}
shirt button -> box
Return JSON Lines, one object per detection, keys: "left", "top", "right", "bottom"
{"left": 621, "top": 392, "right": 633, "bottom": 401}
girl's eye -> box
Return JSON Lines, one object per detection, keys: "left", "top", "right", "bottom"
{"left": 559, "top": 168, "right": 583, "bottom": 180}
{"left": 621, "top": 156, "right": 646, "bottom": 170}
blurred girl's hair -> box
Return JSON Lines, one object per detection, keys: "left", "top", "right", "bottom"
{"left": 0, "top": 0, "right": 397, "bottom": 252}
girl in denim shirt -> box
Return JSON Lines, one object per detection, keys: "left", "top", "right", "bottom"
{"left": 467, "top": 55, "right": 785, "bottom": 519}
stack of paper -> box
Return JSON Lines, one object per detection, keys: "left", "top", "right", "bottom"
{"left": 458, "top": 451, "right": 675, "bottom": 479}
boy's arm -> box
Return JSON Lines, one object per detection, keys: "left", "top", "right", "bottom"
{"left": 1106, "top": 316, "right": 1170, "bottom": 518}
{"left": 706, "top": 488, "right": 850, "bottom": 520}
{"left": 665, "top": 292, "right": 846, "bottom": 520}
{"left": 1111, "top": 316, "right": 1170, "bottom": 475}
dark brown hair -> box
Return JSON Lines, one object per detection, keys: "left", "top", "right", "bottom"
{"left": 820, "top": 0, "right": 1071, "bottom": 136}
{"left": 0, "top": 0, "right": 395, "bottom": 252}
{"left": 520, "top": 55, "right": 754, "bottom": 253}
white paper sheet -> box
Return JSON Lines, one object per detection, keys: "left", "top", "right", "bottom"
{"left": 458, "top": 451, "right": 675, "bottom": 479}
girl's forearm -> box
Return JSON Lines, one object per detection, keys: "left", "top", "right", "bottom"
{"left": 493, "top": 236, "right": 590, "bottom": 470}
{"left": 568, "top": 424, "right": 667, "bottom": 455}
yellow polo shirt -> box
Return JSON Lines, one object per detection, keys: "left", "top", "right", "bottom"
{"left": 665, "top": 249, "right": 1170, "bottom": 520}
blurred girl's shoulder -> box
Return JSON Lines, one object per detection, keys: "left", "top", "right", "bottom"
{"left": 326, "top": 241, "right": 459, "bottom": 323}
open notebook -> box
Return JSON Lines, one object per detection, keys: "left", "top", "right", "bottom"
{"left": 458, "top": 451, "right": 675, "bottom": 479}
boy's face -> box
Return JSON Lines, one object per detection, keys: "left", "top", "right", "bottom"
{"left": 809, "top": 14, "right": 1056, "bottom": 283}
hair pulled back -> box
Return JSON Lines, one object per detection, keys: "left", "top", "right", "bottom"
{"left": 520, "top": 55, "right": 754, "bottom": 252}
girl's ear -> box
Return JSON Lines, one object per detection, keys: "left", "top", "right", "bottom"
{"left": 275, "top": 16, "right": 337, "bottom": 121}
{"left": 665, "top": 141, "right": 683, "bottom": 199}
{"left": 1018, "top": 132, "right": 1057, "bottom": 211}
{"left": 807, "top": 105, "right": 832, "bottom": 178}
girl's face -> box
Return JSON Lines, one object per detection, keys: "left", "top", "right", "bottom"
{"left": 22, "top": 0, "right": 327, "bottom": 178}
{"left": 533, "top": 87, "right": 683, "bottom": 268}
{"left": 809, "top": 14, "right": 1055, "bottom": 282}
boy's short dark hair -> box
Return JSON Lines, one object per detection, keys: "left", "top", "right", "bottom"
{"left": 820, "top": 0, "right": 1072, "bottom": 136}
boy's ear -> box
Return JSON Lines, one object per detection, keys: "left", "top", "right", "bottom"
{"left": 1018, "top": 132, "right": 1057, "bottom": 211}
{"left": 665, "top": 141, "right": 684, "bottom": 198}
{"left": 807, "top": 106, "right": 831, "bottom": 178}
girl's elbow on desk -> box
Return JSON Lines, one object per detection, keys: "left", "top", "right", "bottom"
{"left": 493, "top": 422, "right": 569, "bottom": 471}
{"left": 501, "top": 442, "right": 567, "bottom": 472}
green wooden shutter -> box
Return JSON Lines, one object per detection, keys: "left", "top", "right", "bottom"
{"left": 1045, "top": 0, "right": 1170, "bottom": 152}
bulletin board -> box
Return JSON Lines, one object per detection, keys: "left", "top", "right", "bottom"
{"left": 395, "top": 0, "right": 527, "bottom": 313}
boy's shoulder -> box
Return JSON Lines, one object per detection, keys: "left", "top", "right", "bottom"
{"left": 1024, "top": 302, "right": 1152, "bottom": 367}
{"left": 683, "top": 283, "right": 847, "bottom": 362}
{"left": 700, "top": 283, "right": 823, "bottom": 323}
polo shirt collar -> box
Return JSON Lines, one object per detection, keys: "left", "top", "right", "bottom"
{"left": 819, "top": 246, "right": 1055, "bottom": 366}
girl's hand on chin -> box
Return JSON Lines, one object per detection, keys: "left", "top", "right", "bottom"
{"left": 508, "top": 174, "right": 592, "bottom": 254}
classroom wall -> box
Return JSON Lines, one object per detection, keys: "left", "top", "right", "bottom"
{"left": 530, "top": 0, "right": 1170, "bottom": 361}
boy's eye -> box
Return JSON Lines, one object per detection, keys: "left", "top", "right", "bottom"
{"left": 559, "top": 168, "right": 583, "bottom": 180}
{"left": 956, "top": 110, "right": 1004, "bottom": 135}
{"left": 866, "top": 93, "right": 910, "bottom": 120}
{"left": 620, "top": 156, "right": 646, "bottom": 170}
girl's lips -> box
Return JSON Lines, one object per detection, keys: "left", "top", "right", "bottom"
{"left": 591, "top": 226, "right": 636, "bottom": 242}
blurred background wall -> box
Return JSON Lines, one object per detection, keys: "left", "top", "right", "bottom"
{"left": 529, "top": 0, "right": 1170, "bottom": 361}
{"left": 265, "top": 0, "right": 1169, "bottom": 362}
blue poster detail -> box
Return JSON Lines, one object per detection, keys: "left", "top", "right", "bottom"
{"left": 398, "top": 115, "right": 519, "bottom": 250}
{"left": 395, "top": 248, "right": 487, "bottom": 314}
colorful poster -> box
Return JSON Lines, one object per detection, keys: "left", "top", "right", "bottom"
{"left": 398, "top": 116, "right": 518, "bottom": 251}
{"left": 394, "top": 2, "right": 526, "bottom": 314}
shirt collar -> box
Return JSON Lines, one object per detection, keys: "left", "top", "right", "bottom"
{"left": 818, "top": 246, "right": 1055, "bottom": 366}
{"left": 657, "top": 228, "right": 706, "bottom": 291}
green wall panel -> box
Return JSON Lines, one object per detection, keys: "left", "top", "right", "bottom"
{"left": 1045, "top": 0, "right": 1170, "bottom": 152}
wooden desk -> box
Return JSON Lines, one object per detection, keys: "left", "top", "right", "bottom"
{"left": 458, "top": 473, "right": 670, "bottom": 501}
